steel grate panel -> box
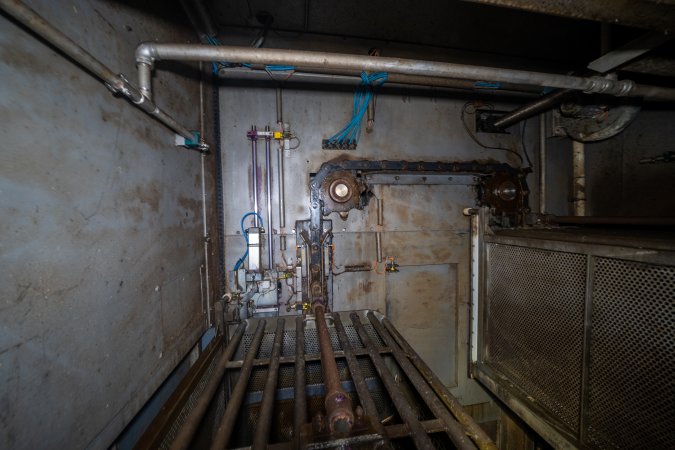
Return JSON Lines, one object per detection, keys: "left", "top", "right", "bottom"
{"left": 485, "top": 243, "right": 587, "bottom": 432}
{"left": 587, "top": 258, "right": 675, "bottom": 450}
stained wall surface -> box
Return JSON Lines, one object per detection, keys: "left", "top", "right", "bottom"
{"left": 0, "top": 1, "right": 209, "bottom": 448}
{"left": 218, "top": 41, "right": 541, "bottom": 404}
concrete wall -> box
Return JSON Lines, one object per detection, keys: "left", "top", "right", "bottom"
{"left": 218, "top": 35, "right": 541, "bottom": 406}
{"left": 0, "top": 1, "right": 211, "bottom": 448}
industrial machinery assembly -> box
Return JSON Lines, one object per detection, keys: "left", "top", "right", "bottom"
{"left": 2, "top": 1, "right": 675, "bottom": 450}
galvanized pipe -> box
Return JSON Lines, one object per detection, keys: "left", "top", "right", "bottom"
{"left": 572, "top": 140, "right": 586, "bottom": 216}
{"left": 332, "top": 313, "right": 388, "bottom": 445}
{"left": 376, "top": 198, "right": 383, "bottom": 263}
{"left": 367, "top": 313, "right": 479, "bottom": 450}
{"left": 265, "top": 126, "right": 274, "bottom": 268}
{"left": 135, "top": 43, "right": 675, "bottom": 101}
{"left": 138, "top": 61, "right": 153, "bottom": 100}
{"left": 294, "top": 316, "right": 307, "bottom": 445}
{"left": 275, "top": 88, "right": 287, "bottom": 252}
{"left": 210, "top": 320, "right": 267, "bottom": 450}
{"left": 169, "top": 322, "right": 247, "bottom": 450}
{"left": 493, "top": 89, "right": 572, "bottom": 129}
{"left": 349, "top": 313, "right": 435, "bottom": 450}
{"left": 0, "top": 0, "right": 196, "bottom": 140}
{"left": 381, "top": 317, "right": 496, "bottom": 450}
{"left": 252, "top": 319, "right": 285, "bottom": 450}
{"left": 314, "top": 305, "right": 354, "bottom": 434}
{"left": 250, "top": 128, "right": 260, "bottom": 227}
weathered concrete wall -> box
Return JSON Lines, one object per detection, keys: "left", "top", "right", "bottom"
{"left": 0, "top": 1, "right": 210, "bottom": 448}
{"left": 218, "top": 35, "right": 540, "bottom": 405}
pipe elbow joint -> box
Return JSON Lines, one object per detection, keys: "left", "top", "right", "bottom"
{"left": 135, "top": 42, "right": 158, "bottom": 66}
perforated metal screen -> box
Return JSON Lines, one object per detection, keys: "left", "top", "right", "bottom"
{"left": 482, "top": 237, "right": 675, "bottom": 450}
{"left": 486, "top": 244, "right": 586, "bottom": 431}
{"left": 587, "top": 258, "right": 675, "bottom": 450}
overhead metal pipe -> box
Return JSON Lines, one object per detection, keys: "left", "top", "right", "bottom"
{"left": 493, "top": 89, "right": 572, "bottom": 129}
{"left": 135, "top": 44, "right": 675, "bottom": 101}
{"left": 0, "top": 0, "right": 196, "bottom": 141}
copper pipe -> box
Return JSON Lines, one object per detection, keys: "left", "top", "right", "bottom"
{"left": 314, "top": 304, "right": 354, "bottom": 434}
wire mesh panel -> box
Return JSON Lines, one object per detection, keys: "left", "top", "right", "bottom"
{"left": 485, "top": 243, "right": 587, "bottom": 432}
{"left": 587, "top": 258, "right": 675, "bottom": 450}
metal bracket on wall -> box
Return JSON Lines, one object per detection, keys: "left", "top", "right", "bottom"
{"left": 296, "top": 158, "right": 530, "bottom": 311}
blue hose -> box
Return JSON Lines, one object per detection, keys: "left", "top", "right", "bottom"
{"left": 233, "top": 212, "right": 264, "bottom": 272}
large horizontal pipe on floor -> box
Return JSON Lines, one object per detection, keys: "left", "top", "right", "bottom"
{"left": 349, "top": 313, "right": 436, "bottom": 450}
{"left": 135, "top": 43, "right": 675, "bottom": 101}
{"left": 382, "top": 317, "right": 496, "bottom": 450}
{"left": 368, "top": 313, "right": 479, "bottom": 450}
{"left": 548, "top": 216, "right": 675, "bottom": 226}
{"left": 252, "top": 320, "right": 285, "bottom": 450}
{"left": 315, "top": 305, "right": 354, "bottom": 434}
{"left": 169, "top": 322, "right": 247, "bottom": 450}
{"left": 210, "top": 320, "right": 268, "bottom": 450}
{"left": 0, "top": 0, "right": 196, "bottom": 141}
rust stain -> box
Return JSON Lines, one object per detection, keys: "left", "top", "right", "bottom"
{"left": 178, "top": 195, "right": 200, "bottom": 214}
{"left": 135, "top": 184, "right": 160, "bottom": 212}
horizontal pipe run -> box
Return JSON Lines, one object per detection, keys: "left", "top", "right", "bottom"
{"left": 210, "top": 320, "right": 268, "bottom": 450}
{"left": 0, "top": 0, "right": 196, "bottom": 141}
{"left": 381, "top": 317, "right": 496, "bottom": 450}
{"left": 548, "top": 216, "right": 675, "bottom": 226}
{"left": 169, "top": 322, "right": 247, "bottom": 450}
{"left": 252, "top": 320, "right": 285, "bottom": 450}
{"left": 219, "top": 67, "right": 539, "bottom": 97}
{"left": 367, "top": 313, "right": 479, "bottom": 450}
{"left": 349, "top": 313, "right": 436, "bottom": 450}
{"left": 136, "top": 43, "right": 675, "bottom": 101}
{"left": 493, "top": 89, "right": 572, "bottom": 129}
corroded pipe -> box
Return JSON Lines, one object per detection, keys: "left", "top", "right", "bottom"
{"left": 314, "top": 304, "right": 354, "bottom": 434}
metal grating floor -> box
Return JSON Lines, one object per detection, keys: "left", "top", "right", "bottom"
{"left": 139, "top": 309, "right": 494, "bottom": 450}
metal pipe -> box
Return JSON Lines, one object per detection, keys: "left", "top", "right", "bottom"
{"left": 135, "top": 43, "right": 675, "bottom": 100}
{"left": 539, "top": 113, "right": 546, "bottom": 214}
{"left": 548, "top": 216, "right": 675, "bottom": 226}
{"left": 376, "top": 198, "right": 383, "bottom": 263}
{"left": 265, "top": 126, "right": 274, "bottom": 268}
{"left": 169, "top": 322, "right": 247, "bottom": 450}
{"left": 275, "top": 89, "right": 287, "bottom": 252}
{"left": 138, "top": 62, "right": 153, "bottom": 100}
{"left": 0, "top": 0, "right": 196, "bottom": 140}
{"left": 572, "top": 140, "right": 586, "bottom": 216}
{"left": 314, "top": 305, "right": 354, "bottom": 434}
{"left": 349, "top": 313, "right": 435, "bottom": 450}
{"left": 381, "top": 316, "right": 495, "bottom": 450}
{"left": 252, "top": 319, "right": 285, "bottom": 450}
{"left": 493, "top": 89, "right": 572, "bottom": 129}
{"left": 210, "top": 320, "right": 267, "bottom": 450}
{"left": 178, "top": 0, "right": 208, "bottom": 42}
{"left": 198, "top": 61, "right": 211, "bottom": 326}
{"left": 332, "top": 313, "right": 388, "bottom": 445}
{"left": 250, "top": 128, "right": 260, "bottom": 227}
{"left": 219, "top": 67, "right": 539, "bottom": 97}
{"left": 367, "top": 313, "right": 479, "bottom": 450}
{"left": 294, "top": 316, "right": 307, "bottom": 445}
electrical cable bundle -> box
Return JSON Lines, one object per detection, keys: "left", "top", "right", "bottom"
{"left": 205, "top": 36, "right": 295, "bottom": 77}
{"left": 324, "top": 71, "right": 388, "bottom": 149}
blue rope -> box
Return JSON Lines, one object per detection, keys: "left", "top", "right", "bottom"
{"left": 326, "top": 71, "right": 387, "bottom": 146}
{"left": 233, "top": 212, "right": 264, "bottom": 272}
